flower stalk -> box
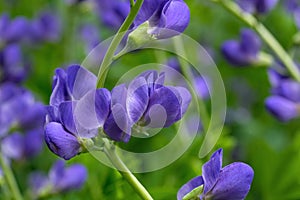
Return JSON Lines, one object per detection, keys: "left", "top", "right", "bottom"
{"left": 96, "top": 0, "right": 144, "bottom": 88}
{"left": 0, "top": 152, "right": 23, "bottom": 200}
{"left": 102, "top": 139, "right": 154, "bottom": 200}
{"left": 211, "top": 0, "right": 300, "bottom": 81}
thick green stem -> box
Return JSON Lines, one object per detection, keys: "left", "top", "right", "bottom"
{"left": 103, "top": 140, "right": 154, "bottom": 200}
{"left": 212, "top": 0, "right": 300, "bottom": 81}
{"left": 0, "top": 152, "right": 23, "bottom": 200}
{"left": 96, "top": 0, "right": 144, "bottom": 88}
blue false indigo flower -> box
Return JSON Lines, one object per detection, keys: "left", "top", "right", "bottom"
{"left": 0, "top": 14, "right": 29, "bottom": 44}
{"left": 0, "top": 44, "right": 28, "bottom": 83}
{"left": 79, "top": 24, "right": 101, "bottom": 52}
{"left": 45, "top": 65, "right": 111, "bottom": 159}
{"left": 237, "top": 0, "right": 278, "bottom": 14}
{"left": 29, "top": 160, "right": 87, "bottom": 197}
{"left": 126, "top": 70, "right": 191, "bottom": 128}
{"left": 133, "top": 0, "right": 190, "bottom": 39}
{"left": 265, "top": 69, "right": 300, "bottom": 121}
{"left": 94, "top": 0, "right": 130, "bottom": 30}
{"left": 177, "top": 149, "right": 254, "bottom": 200}
{"left": 29, "top": 11, "right": 61, "bottom": 43}
{"left": 222, "top": 29, "right": 261, "bottom": 67}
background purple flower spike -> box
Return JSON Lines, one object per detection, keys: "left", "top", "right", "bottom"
{"left": 177, "top": 148, "right": 254, "bottom": 200}
{"left": 222, "top": 29, "right": 261, "bottom": 66}
{"left": 237, "top": 0, "right": 278, "bottom": 14}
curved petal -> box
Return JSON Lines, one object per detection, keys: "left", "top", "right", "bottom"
{"left": 66, "top": 65, "right": 97, "bottom": 100}
{"left": 104, "top": 104, "right": 131, "bottom": 142}
{"left": 44, "top": 122, "right": 80, "bottom": 160}
{"left": 202, "top": 149, "right": 223, "bottom": 194}
{"left": 50, "top": 68, "right": 70, "bottom": 107}
{"left": 265, "top": 96, "right": 299, "bottom": 121}
{"left": 240, "top": 29, "right": 261, "bottom": 56}
{"left": 75, "top": 88, "right": 111, "bottom": 129}
{"left": 111, "top": 84, "right": 128, "bottom": 106}
{"left": 209, "top": 162, "right": 254, "bottom": 200}
{"left": 169, "top": 86, "right": 191, "bottom": 120}
{"left": 278, "top": 80, "right": 300, "bottom": 102}
{"left": 144, "top": 86, "right": 181, "bottom": 127}
{"left": 159, "top": 0, "right": 190, "bottom": 38}
{"left": 177, "top": 176, "right": 204, "bottom": 200}
{"left": 127, "top": 77, "right": 149, "bottom": 123}
{"left": 59, "top": 101, "right": 77, "bottom": 134}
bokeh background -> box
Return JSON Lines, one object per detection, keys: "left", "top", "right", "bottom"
{"left": 1, "top": 0, "right": 299, "bottom": 199}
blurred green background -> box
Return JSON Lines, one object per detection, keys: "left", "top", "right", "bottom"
{"left": 1, "top": 0, "right": 300, "bottom": 199}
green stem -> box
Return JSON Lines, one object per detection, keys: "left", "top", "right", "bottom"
{"left": 96, "top": 0, "right": 144, "bottom": 88}
{"left": 172, "top": 37, "right": 210, "bottom": 132}
{"left": 0, "top": 152, "right": 23, "bottom": 200}
{"left": 103, "top": 140, "right": 154, "bottom": 200}
{"left": 212, "top": 0, "right": 300, "bottom": 81}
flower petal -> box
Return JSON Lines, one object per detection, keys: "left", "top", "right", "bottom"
{"left": 1, "top": 133, "right": 24, "bottom": 160}
{"left": 59, "top": 101, "right": 77, "bottom": 134}
{"left": 104, "top": 103, "right": 131, "bottom": 142}
{"left": 222, "top": 40, "right": 253, "bottom": 66}
{"left": 127, "top": 77, "right": 149, "bottom": 123}
{"left": 66, "top": 65, "right": 97, "bottom": 100}
{"left": 44, "top": 122, "right": 80, "bottom": 160}
{"left": 177, "top": 176, "right": 204, "bottom": 200}
{"left": 278, "top": 80, "right": 300, "bottom": 102}
{"left": 265, "top": 96, "right": 299, "bottom": 121}
{"left": 202, "top": 149, "right": 223, "bottom": 194}
{"left": 50, "top": 68, "right": 70, "bottom": 107}
{"left": 239, "top": 29, "right": 261, "bottom": 56}
{"left": 208, "top": 162, "right": 254, "bottom": 200}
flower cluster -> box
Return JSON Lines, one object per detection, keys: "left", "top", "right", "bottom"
{"left": 177, "top": 149, "right": 254, "bottom": 200}
{"left": 44, "top": 65, "right": 191, "bottom": 160}
{"left": 265, "top": 68, "right": 300, "bottom": 121}
{"left": 29, "top": 160, "right": 87, "bottom": 198}
{"left": 0, "top": 83, "right": 46, "bottom": 160}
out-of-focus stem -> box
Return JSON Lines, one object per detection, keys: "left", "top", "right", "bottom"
{"left": 212, "top": 0, "right": 300, "bottom": 81}
{"left": 96, "top": 0, "right": 144, "bottom": 88}
{"left": 0, "top": 152, "right": 23, "bottom": 200}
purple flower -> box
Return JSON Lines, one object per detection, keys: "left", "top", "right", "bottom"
{"left": 222, "top": 29, "right": 261, "bottom": 67}
{"left": 133, "top": 0, "right": 190, "bottom": 39}
{"left": 0, "top": 14, "right": 29, "bottom": 44}
{"left": 265, "top": 68, "right": 300, "bottom": 121}
{"left": 29, "top": 160, "right": 87, "bottom": 197}
{"left": 177, "top": 149, "right": 254, "bottom": 200}
{"left": 45, "top": 65, "right": 111, "bottom": 159}
{"left": 29, "top": 11, "right": 61, "bottom": 43}
{"left": 93, "top": 0, "right": 130, "bottom": 30}
{"left": 0, "top": 44, "right": 29, "bottom": 83}
{"left": 79, "top": 24, "right": 101, "bottom": 52}
{"left": 237, "top": 0, "right": 278, "bottom": 14}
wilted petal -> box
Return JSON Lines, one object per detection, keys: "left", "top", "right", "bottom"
{"left": 44, "top": 122, "right": 80, "bottom": 160}
{"left": 177, "top": 176, "right": 204, "bottom": 200}
{"left": 202, "top": 149, "right": 223, "bottom": 194}
{"left": 127, "top": 77, "right": 149, "bottom": 123}
{"left": 265, "top": 96, "right": 299, "bottom": 121}
{"left": 66, "top": 65, "right": 97, "bottom": 100}
{"left": 208, "top": 162, "right": 254, "bottom": 200}
{"left": 104, "top": 104, "right": 131, "bottom": 142}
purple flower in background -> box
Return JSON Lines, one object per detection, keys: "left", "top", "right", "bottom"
{"left": 177, "top": 149, "right": 254, "bottom": 200}
{"left": 45, "top": 65, "right": 111, "bottom": 159}
{"left": 29, "top": 11, "right": 61, "bottom": 43}
{"left": 29, "top": 160, "right": 87, "bottom": 197}
{"left": 237, "top": 0, "right": 278, "bottom": 14}
{"left": 0, "top": 14, "right": 29, "bottom": 44}
{"left": 285, "top": 0, "right": 300, "bottom": 29}
{"left": 265, "top": 68, "right": 300, "bottom": 121}
{"left": 133, "top": 0, "right": 190, "bottom": 39}
{"left": 222, "top": 29, "right": 261, "bottom": 67}
{"left": 0, "top": 44, "right": 29, "bottom": 83}
{"left": 79, "top": 24, "right": 101, "bottom": 52}
{"left": 94, "top": 0, "right": 130, "bottom": 30}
